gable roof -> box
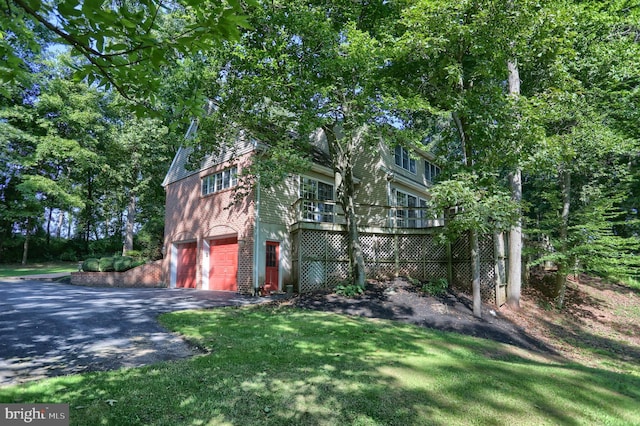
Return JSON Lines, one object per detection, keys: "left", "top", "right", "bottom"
{"left": 162, "top": 127, "right": 257, "bottom": 187}
{"left": 162, "top": 120, "right": 336, "bottom": 188}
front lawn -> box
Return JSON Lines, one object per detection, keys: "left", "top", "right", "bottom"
{"left": 1, "top": 305, "right": 638, "bottom": 425}
{"left": 0, "top": 261, "right": 78, "bottom": 277}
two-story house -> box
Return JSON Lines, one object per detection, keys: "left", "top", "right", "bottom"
{"left": 162, "top": 127, "right": 498, "bottom": 302}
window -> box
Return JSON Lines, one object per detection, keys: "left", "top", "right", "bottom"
{"left": 394, "top": 189, "right": 428, "bottom": 228}
{"left": 266, "top": 243, "right": 277, "bottom": 267}
{"left": 395, "top": 190, "right": 418, "bottom": 228}
{"left": 202, "top": 167, "right": 238, "bottom": 196}
{"left": 425, "top": 161, "right": 441, "bottom": 183}
{"left": 394, "top": 146, "right": 416, "bottom": 173}
{"left": 300, "top": 177, "right": 334, "bottom": 222}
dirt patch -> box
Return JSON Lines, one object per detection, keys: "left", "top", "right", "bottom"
{"left": 499, "top": 274, "right": 640, "bottom": 368}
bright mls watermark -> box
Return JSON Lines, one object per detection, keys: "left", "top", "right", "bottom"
{"left": 1, "top": 404, "right": 68, "bottom": 425}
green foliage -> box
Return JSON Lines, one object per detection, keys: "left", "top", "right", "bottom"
{"left": 1, "top": 0, "right": 250, "bottom": 104}
{"left": 87, "top": 237, "right": 122, "bottom": 259}
{"left": 133, "top": 216, "right": 165, "bottom": 261}
{"left": 420, "top": 278, "right": 449, "bottom": 297}
{"left": 621, "top": 276, "right": 640, "bottom": 291}
{"left": 429, "top": 173, "right": 518, "bottom": 243}
{"left": 193, "top": 0, "right": 431, "bottom": 287}
{"left": 58, "top": 250, "right": 77, "bottom": 262}
{"left": 335, "top": 282, "right": 365, "bottom": 298}
{"left": 123, "top": 250, "right": 144, "bottom": 260}
{"left": 98, "top": 257, "right": 115, "bottom": 272}
{"left": 82, "top": 256, "right": 141, "bottom": 272}
{"left": 113, "top": 256, "right": 134, "bottom": 272}
{"left": 81, "top": 258, "right": 99, "bottom": 272}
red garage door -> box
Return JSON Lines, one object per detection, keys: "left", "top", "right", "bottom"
{"left": 176, "top": 242, "right": 197, "bottom": 288}
{"left": 209, "top": 237, "right": 238, "bottom": 291}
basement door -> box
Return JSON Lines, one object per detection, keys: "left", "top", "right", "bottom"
{"left": 209, "top": 237, "right": 238, "bottom": 291}
{"left": 176, "top": 242, "right": 197, "bottom": 288}
{"left": 264, "top": 241, "right": 279, "bottom": 293}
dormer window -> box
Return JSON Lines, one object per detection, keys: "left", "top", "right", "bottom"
{"left": 394, "top": 146, "right": 416, "bottom": 174}
{"left": 425, "top": 161, "right": 441, "bottom": 183}
{"left": 202, "top": 166, "right": 238, "bottom": 196}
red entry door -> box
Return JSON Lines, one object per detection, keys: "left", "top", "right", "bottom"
{"left": 209, "top": 237, "right": 238, "bottom": 291}
{"left": 176, "top": 242, "right": 197, "bottom": 288}
{"left": 264, "top": 241, "right": 279, "bottom": 293}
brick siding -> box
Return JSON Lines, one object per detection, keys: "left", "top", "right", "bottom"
{"left": 70, "top": 260, "right": 165, "bottom": 287}
{"left": 163, "top": 152, "right": 255, "bottom": 292}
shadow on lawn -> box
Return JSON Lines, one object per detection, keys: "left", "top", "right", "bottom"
{"left": 292, "top": 282, "right": 556, "bottom": 355}
{"left": 576, "top": 274, "right": 640, "bottom": 297}
{"left": 1, "top": 306, "right": 638, "bottom": 426}
{"left": 541, "top": 318, "right": 640, "bottom": 365}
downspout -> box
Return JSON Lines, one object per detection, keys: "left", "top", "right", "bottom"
{"left": 253, "top": 175, "right": 261, "bottom": 294}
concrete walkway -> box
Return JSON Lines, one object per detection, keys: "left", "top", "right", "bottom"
{"left": 0, "top": 277, "right": 266, "bottom": 387}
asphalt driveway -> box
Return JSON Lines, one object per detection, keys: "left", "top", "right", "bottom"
{"left": 0, "top": 278, "right": 262, "bottom": 387}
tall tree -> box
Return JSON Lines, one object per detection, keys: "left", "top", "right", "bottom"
{"left": 506, "top": 58, "right": 523, "bottom": 309}
{"left": 194, "top": 0, "right": 406, "bottom": 288}
{"left": 0, "top": 59, "right": 115, "bottom": 260}
{"left": 397, "top": 0, "right": 545, "bottom": 308}
{"left": 518, "top": 1, "right": 640, "bottom": 303}
{"left": 109, "top": 116, "right": 169, "bottom": 255}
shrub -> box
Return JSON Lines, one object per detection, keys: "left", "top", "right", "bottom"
{"left": 123, "top": 250, "right": 143, "bottom": 260}
{"left": 113, "top": 256, "right": 134, "bottom": 272}
{"left": 98, "top": 257, "right": 116, "bottom": 272}
{"left": 335, "top": 282, "right": 365, "bottom": 297}
{"left": 82, "top": 258, "right": 100, "bottom": 272}
{"left": 132, "top": 260, "right": 145, "bottom": 268}
{"left": 421, "top": 278, "right": 449, "bottom": 296}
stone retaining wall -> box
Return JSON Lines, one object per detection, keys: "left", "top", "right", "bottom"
{"left": 71, "top": 260, "right": 166, "bottom": 288}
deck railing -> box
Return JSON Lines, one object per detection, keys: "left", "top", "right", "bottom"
{"left": 291, "top": 198, "right": 444, "bottom": 229}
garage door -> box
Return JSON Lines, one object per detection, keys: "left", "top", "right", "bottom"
{"left": 176, "top": 242, "right": 197, "bottom": 288}
{"left": 209, "top": 237, "right": 238, "bottom": 291}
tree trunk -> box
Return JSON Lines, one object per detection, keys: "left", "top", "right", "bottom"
{"left": 452, "top": 112, "right": 470, "bottom": 166}
{"left": 122, "top": 191, "right": 136, "bottom": 256}
{"left": 494, "top": 230, "right": 506, "bottom": 304}
{"left": 454, "top": 111, "right": 483, "bottom": 315}
{"left": 22, "top": 219, "right": 30, "bottom": 265}
{"left": 46, "top": 207, "right": 52, "bottom": 246}
{"left": 341, "top": 174, "right": 366, "bottom": 287}
{"left": 470, "top": 230, "right": 482, "bottom": 318}
{"left": 83, "top": 172, "right": 93, "bottom": 252}
{"left": 506, "top": 58, "right": 523, "bottom": 310}
{"left": 507, "top": 169, "right": 523, "bottom": 309}
{"left": 67, "top": 211, "right": 73, "bottom": 239}
{"left": 56, "top": 209, "right": 64, "bottom": 239}
{"left": 323, "top": 124, "right": 366, "bottom": 288}
{"left": 555, "top": 169, "right": 571, "bottom": 308}
{"left": 105, "top": 216, "right": 110, "bottom": 238}
{"left": 455, "top": 105, "right": 480, "bottom": 316}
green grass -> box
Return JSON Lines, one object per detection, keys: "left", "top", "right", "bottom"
{"left": 0, "top": 261, "right": 78, "bottom": 277}
{"left": 622, "top": 276, "right": 640, "bottom": 291}
{"left": 1, "top": 305, "right": 639, "bottom": 425}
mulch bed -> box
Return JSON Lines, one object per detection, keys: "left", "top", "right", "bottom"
{"left": 278, "top": 278, "right": 555, "bottom": 354}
